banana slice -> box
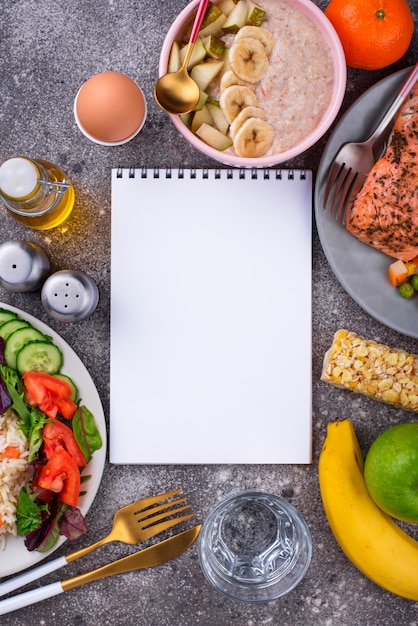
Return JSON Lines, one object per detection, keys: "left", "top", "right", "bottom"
{"left": 229, "top": 105, "right": 266, "bottom": 140}
{"left": 233, "top": 117, "right": 273, "bottom": 158}
{"left": 219, "top": 69, "right": 255, "bottom": 93}
{"left": 219, "top": 85, "right": 259, "bottom": 123}
{"left": 235, "top": 26, "right": 275, "bottom": 56}
{"left": 229, "top": 37, "right": 269, "bottom": 84}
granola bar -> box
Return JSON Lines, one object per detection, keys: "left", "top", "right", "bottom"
{"left": 321, "top": 329, "right": 418, "bottom": 412}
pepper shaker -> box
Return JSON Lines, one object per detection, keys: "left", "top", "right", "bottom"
{"left": 0, "top": 240, "right": 50, "bottom": 292}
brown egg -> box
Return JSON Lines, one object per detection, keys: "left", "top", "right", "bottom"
{"left": 74, "top": 72, "right": 147, "bottom": 144}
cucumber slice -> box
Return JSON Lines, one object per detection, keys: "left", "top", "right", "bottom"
{"left": 16, "top": 341, "right": 63, "bottom": 375}
{"left": 54, "top": 374, "right": 78, "bottom": 402}
{"left": 5, "top": 328, "right": 52, "bottom": 371}
{"left": 0, "top": 319, "right": 30, "bottom": 341}
{"left": 0, "top": 310, "right": 18, "bottom": 325}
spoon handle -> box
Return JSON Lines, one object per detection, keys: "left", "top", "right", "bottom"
{"left": 190, "top": 0, "right": 210, "bottom": 43}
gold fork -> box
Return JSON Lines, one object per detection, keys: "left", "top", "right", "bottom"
{"left": 0, "top": 489, "right": 193, "bottom": 597}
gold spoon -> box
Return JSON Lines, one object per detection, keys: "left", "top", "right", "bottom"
{"left": 154, "top": 0, "right": 209, "bottom": 114}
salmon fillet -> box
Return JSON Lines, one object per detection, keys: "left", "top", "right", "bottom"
{"left": 345, "top": 82, "right": 418, "bottom": 261}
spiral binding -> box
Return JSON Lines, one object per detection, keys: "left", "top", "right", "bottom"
{"left": 116, "top": 167, "right": 307, "bottom": 180}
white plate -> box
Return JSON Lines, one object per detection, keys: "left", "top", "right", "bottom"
{"left": 314, "top": 67, "right": 418, "bottom": 339}
{"left": 0, "top": 303, "right": 107, "bottom": 578}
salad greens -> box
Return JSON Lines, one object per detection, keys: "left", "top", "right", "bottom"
{"left": 72, "top": 406, "right": 103, "bottom": 464}
{"left": 0, "top": 331, "right": 102, "bottom": 553}
{"left": 0, "top": 363, "right": 50, "bottom": 462}
{"left": 23, "top": 498, "right": 87, "bottom": 553}
{"left": 15, "top": 487, "right": 49, "bottom": 536}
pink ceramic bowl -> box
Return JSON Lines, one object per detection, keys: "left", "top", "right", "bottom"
{"left": 158, "top": 0, "right": 347, "bottom": 168}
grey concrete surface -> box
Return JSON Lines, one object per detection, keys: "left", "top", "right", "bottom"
{"left": 1, "top": 1, "right": 418, "bottom": 624}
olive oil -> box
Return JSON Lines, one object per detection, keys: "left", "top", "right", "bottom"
{"left": 0, "top": 157, "right": 75, "bottom": 230}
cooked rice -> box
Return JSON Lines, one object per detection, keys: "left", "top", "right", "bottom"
{"left": 0, "top": 409, "right": 29, "bottom": 550}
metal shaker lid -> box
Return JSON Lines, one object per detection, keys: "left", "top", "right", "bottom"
{"left": 0, "top": 240, "right": 50, "bottom": 292}
{"left": 41, "top": 270, "right": 99, "bottom": 322}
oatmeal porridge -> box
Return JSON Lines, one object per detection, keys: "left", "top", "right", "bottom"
{"left": 171, "top": 0, "right": 337, "bottom": 158}
{"left": 254, "top": 0, "right": 335, "bottom": 154}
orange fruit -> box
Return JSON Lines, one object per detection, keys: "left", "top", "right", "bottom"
{"left": 324, "top": 0, "right": 414, "bottom": 70}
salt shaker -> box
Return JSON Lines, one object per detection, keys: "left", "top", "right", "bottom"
{"left": 41, "top": 270, "right": 99, "bottom": 322}
{"left": 0, "top": 240, "right": 50, "bottom": 292}
{"left": 0, "top": 157, "right": 75, "bottom": 230}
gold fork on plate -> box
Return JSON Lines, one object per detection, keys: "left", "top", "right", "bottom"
{"left": 0, "top": 489, "right": 193, "bottom": 597}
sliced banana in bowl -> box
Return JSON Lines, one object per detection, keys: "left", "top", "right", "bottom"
{"left": 229, "top": 105, "right": 266, "bottom": 139}
{"left": 233, "top": 117, "right": 274, "bottom": 158}
{"left": 219, "top": 85, "right": 260, "bottom": 123}
{"left": 234, "top": 25, "right": 275, "bottom": 55}
{"left": 219, "top": 69, "right": 255, "bottom": 92}
{"left": 229, "top": 37, "right": 269, "bottom": 83}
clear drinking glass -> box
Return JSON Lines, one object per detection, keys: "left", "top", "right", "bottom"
{"left": 198, "top": 490, "right": 312, "bottom": 603}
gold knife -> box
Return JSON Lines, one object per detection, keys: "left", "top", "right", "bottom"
{"left": 0, "top": 525, "right": 201, "bottom": 616}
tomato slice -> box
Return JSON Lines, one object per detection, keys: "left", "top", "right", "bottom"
{"left": 51, "top": 396, "right": 78, "bottom": 420}
{"left": 43, "top": 421, "right": 86, "bottom": 467}
{"left": 23, "top": 372, "right": 77, "bottom": 420}
{"left": 37, "top": 447, "right": 80, "bottom": 507}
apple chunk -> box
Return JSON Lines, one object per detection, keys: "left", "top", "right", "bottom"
{"left": 222, "top": 1, "right": 249, "bottom": 34}
{"left": 199, "top": 12, "right": 227, "bottom": 37}
{"left": 168, "top": 41, "right": 181, "bottom": 73}
{"left": 191, "top": 105, "right": 213, "bottom": 134}
{"left": 190, "top": 59, "right": 224, "bottom": 91}
{"left": 179, "top": 37, "right": 206, "bottom": 69}
{"left": 206, "top": 102, "right": 229, "bottom": 135}
{"left": 196, "top": 123, "right": 233, "bottom": 151}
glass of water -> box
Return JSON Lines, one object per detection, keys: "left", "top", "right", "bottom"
{"left": 198, "top": 490, "right": 312, "bottom": 603}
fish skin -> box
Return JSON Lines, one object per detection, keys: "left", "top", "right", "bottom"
{"left": 345, "top": 83, "right": 418, "bottom": 262}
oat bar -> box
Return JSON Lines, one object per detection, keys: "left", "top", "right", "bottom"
{"left": 321, "top": 329, "right": 418, "bottom": 412}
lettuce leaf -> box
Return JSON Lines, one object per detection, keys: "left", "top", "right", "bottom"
{"left": 0, "top": 364, "right": 50, "bottom": 461}
{"left": 16, "top": 487, "right": 49, "bottom": 537}
{"left": 72, "top": 406, "right": 102, "bottom": 464}
{"left": 60, "top": 506, "right": 87, "bottom": 540}
{"left": 0, "top": 376, "right": 11, "bottom": 415}
{"left": 24, "top": 500, "right": 87, "bottom": 552}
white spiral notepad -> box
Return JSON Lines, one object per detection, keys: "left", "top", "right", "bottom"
{"left": 110, "top": 167, "right": 312, "bottom": 464}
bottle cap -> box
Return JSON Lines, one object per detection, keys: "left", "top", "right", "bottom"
{"left": 0, "top": 240, "right": 50, "bottom": 292}
{"left": 0, "top": 158, "right": 39, "bottom": 199}
{"left": 41, "top": 270, "right": 99, "bottom": 322}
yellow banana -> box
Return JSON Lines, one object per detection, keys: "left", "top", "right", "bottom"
{"left": 318, "top": 419, "right": 418, "bottom": 600}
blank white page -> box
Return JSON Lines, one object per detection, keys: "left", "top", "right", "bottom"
{"left": 110, "top": 168, "right": 312, "bottom": 464}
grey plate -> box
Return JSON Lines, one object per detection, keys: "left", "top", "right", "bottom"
{"left": 314, "top": 67, "right": 418, "bottom": 339}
